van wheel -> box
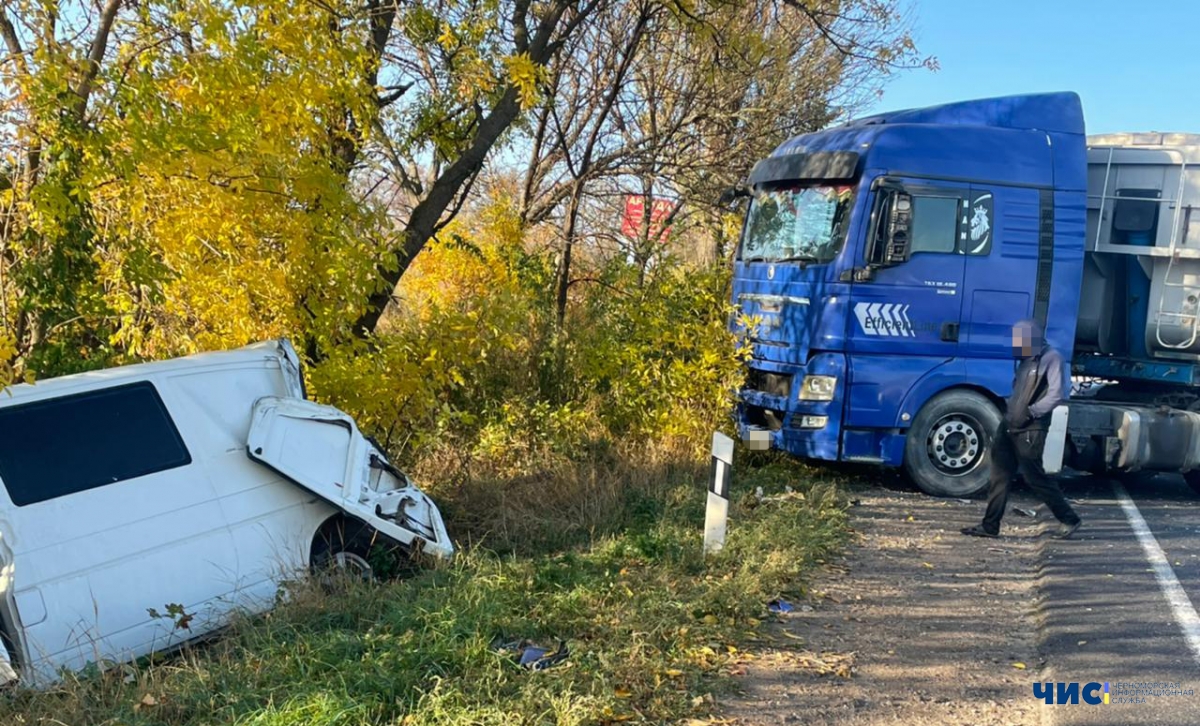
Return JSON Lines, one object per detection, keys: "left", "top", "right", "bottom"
{"left": 319, "top": 550, "right": 373, "bottom": 579}
{"left": 904, "top": 390, "right": 1001, "bottom": 497}
{"left": 311, "top": 520, "right": 375, "bottom": 582}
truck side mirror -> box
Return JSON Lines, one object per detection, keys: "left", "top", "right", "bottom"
{"left": 882, "top": 191, "right": 913, "bottom": 265}
{"left": 718, "top": 184, "right": 751, "bottom": 207}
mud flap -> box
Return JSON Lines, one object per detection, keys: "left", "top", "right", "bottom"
{"left": 1043, "top": 405, "right": 1069, "bottom": 475}
{"left": 246, "top": 397, "right": 453, "bottom": 559}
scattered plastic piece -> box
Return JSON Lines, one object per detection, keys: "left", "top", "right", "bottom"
{"left": 490, "top": 636, "right": 569, "bottom": 671}
{"left": 767, "top": 598, "right": 795, "bottom": 614}
{"left": 1012, "top": 506, "right": 1038, "bottom": 518}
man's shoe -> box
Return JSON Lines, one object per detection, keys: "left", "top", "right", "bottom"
{"left": 961, "top": 525, "right": 999, "bottom": 538}
{"left": 1050, "top": 520, "right": 1082, "bottom": 540}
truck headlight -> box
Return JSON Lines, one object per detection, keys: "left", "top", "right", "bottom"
{"left": 798, "top": 375, "right": 837, "bottom": 401}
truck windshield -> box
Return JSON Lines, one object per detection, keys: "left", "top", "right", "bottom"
{"left": 740, "top": 184, "right": 855, "bottom": 264}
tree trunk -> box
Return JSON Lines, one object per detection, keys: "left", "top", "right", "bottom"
{"left": 555, "top": 180, "right": 585, "bottom": 328}
{"left": 636, "top": 177, "right": 654, "bottom": 288}
{"left": 519, "top": 103, "right": 553, "bottom": 225}
{"left": 352, "top": 87, "right": 524, "bottom": 338}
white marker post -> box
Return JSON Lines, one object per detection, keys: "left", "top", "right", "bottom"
{"left": 705, "top": 431, "right": 735, "bottom": 555}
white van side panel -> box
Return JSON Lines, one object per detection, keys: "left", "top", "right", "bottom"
{"left": 162, "top": 364, "right": 335, "bottom": 613}
{"left": 8, "top": 441, "right": 238, "bottom": 683}
{"left": 0, "top": 523, "right": 22, "bottom": 684}
{"left": 0, "top": 350, "right": 321, "bottom": 686}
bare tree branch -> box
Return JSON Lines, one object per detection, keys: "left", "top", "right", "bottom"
{"left": 74, "top": 0, "right": 123, "bottom": 120}
{"left": 0, "top": 8, "right": 25, "bottom": 72}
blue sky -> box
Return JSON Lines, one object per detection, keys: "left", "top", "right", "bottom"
{"left": 867, "top": 0, "right": 1199, "bottom": 134}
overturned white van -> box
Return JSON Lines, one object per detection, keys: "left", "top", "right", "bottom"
{"left": 0, "top": 340, "right": 451, "bottom": 686}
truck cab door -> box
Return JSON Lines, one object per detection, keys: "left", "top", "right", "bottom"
{"left": 959, "top": 184, "right": 1038, "bottom": 359}
{"left": 245, "top": 397, "right": 452, "bottom": 559}
{"left": 845, "top": 179, "right": 970, "bottom": 427}
{"left": 850, "top": 179, "right": 970, "bottom": 352}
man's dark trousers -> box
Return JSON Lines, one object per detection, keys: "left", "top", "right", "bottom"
{"left": 981, "top": 421, "right": 1080, "bottom": 534}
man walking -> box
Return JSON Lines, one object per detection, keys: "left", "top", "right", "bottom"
{"left": 962, "top": 320, "right": 1082, "bottom": 539}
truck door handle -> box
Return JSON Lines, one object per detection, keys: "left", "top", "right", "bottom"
{"left": 940, "top": 322, "right": 959, "bottom": 342}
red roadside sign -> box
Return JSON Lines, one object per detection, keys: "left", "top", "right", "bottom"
{"left": 621, "top": 196, "right": 676, "bottom": 239}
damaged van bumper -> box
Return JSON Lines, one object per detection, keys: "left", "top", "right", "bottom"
{"left": 247, "top": 396, "right": 454, "bottom": 559}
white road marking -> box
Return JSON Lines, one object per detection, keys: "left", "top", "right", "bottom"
{"left": 1113, "top": 481, "right": 1200, "bottom": 666}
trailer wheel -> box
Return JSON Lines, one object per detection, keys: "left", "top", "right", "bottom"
{"left": 904, "top": 390, "right": 1001, "bottom": 497}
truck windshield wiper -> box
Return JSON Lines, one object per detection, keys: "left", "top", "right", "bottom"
{"left": 742, "top": 254, "right": 822, "bottom": 265}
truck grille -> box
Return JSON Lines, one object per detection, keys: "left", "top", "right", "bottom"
{"left": 745, "top": 370, "right": 793, "bottom": 398}
{"left": 743, "top": 404, "right": 785, "bottom": 431}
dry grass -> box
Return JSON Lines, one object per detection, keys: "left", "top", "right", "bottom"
{"left": 418, "top": 438, "right": 706, "bottom": 554}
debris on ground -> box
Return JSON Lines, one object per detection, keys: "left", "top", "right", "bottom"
{"left": 1012, "top": 506, "right": 1038, "bottom": 518}
{"left": 798, "top": 650, "right": 856, "bottom": 679}
{"left": 768, "top": 599, "right": 795, "bottom": 614}
{"left": 754, "top": 486, "right": 810, "bottom": 506}
{"left": 750, "top": 649, "right": 857, "bottom": 679}
{"left": 490, "top": 636, "right": 570, "bottom": 670}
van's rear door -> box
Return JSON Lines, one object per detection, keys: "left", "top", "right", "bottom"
{"left": 245, "top": 397, "right": 453, "bottom": 558}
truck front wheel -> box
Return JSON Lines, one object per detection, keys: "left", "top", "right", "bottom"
{"left": 1184, "top": 470, "right": 1200, "bottom": 495}
{"left": 904, "top": 390, "right": 1002, "bottom": 497}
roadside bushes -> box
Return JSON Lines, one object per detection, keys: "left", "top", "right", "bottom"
{"left": 307, "top": 201, "right": 747, "bottom": 551}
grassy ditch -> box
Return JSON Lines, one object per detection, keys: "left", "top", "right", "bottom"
{"left": 1, "top": 457, "right": 852, "bottom": 725}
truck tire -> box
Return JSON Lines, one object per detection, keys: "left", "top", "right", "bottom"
{"left": 904, "top": 390, "right": 1002, "bottom": 497}
{"left": 1184, "top": 470, "right": 1200, "bottom": 496}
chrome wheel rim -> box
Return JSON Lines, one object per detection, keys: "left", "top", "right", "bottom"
{"left": 927, "top": 413, "right": 984, "bottom": 476}
{"left": 331, "top": 551, "right": 373, "bottom": 579}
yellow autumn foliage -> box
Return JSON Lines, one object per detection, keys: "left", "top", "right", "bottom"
{"left": 305, "top": 195, "right": 746, "bottom": 478}
{"left": 2, "top": 0, "right": 748, "bottom": 474}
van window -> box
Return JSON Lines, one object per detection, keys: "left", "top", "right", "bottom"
{"left": 0, "top": 382, "right": 191, "bottom": 506}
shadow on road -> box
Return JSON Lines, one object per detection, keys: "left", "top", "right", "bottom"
{"left": 723, "top": 483, "right": 1046, "bottom": 726}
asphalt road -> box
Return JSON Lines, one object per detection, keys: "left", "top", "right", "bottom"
{"left": 1038, "top": 472, "right": 1200, "bottom": 725}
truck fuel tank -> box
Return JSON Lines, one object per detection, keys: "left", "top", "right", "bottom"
{"left": 1063, "top": 400, "right": 1200, "bottom": 474}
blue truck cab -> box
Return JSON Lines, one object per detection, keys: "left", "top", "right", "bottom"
{"left": 733, "top": 93, "right": 1089, "bottom": 495}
